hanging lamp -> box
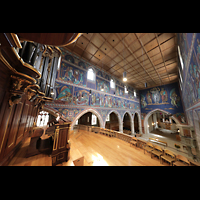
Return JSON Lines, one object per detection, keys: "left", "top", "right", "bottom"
{"left": 123, "top": 71, "right": 127, "bottom": 82}
{"left": 122, "top": 36, "right": 127, "bottom": 82}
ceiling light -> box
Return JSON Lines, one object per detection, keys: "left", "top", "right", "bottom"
{"left": 122, "top": 36, "right": 127, "bottom": 82}
{"left": 123, "top": 71, "right": 127, "bottom": 82}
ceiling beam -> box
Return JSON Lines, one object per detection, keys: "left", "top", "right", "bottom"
{"left": 135, "top": 33, "right": 163, "bottom": 86}
{"left": 115, "top": 33, "right": 157, "bottom": 86}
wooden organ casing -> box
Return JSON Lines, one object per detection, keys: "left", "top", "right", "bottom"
{"left": 0, "top": 33, "right": 79, "bottom": 165}
{"left": 51, "top": 118, "right": 71, "bottom": 166}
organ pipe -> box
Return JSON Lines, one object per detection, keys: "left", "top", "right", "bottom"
{"left": 18, "top": 40, "right": 61, "bottom": 99}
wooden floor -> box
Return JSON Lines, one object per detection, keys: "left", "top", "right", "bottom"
{"left": 8, "top": 130, "right": 168, "bottom": 166}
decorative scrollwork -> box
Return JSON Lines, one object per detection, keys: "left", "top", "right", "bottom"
{"left": 9, "top": 94, "right": 22, "bottom": 107}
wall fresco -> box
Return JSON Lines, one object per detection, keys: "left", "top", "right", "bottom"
{"left": 178, "top": 33, "right": 200, "bottom": 111}
{"left": 54, "top": 81, "right": 73, "bottom": 105}
{"left": 46, "top": 47, "right": 140, "bottom": 125}
{"left": 90, "top": 90, "right": 104, "bottom": 107}
{"left": 59, "top": 61, "right": 87, "bottom": 86}
{"left": 58, "top": 48, "right": 140, "bottom": 102}
{"left": 53, "top": 107, "right": 84, "bottom": 122}
{"left": 140, "top": 82, "right": 184, "bottom": 115}
{"left": 96, "top": 77, "right": 110, "bottom": 93}
{"left": 73, "top": 87, "right": 90, "bottom": 106}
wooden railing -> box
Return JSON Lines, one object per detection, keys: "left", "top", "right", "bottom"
{"left": 76, "top": 125, "right": 141, "bottom": 144}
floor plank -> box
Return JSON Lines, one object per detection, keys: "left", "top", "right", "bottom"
{"left": 8, "top": 130, "right": 168, "bottom": 166}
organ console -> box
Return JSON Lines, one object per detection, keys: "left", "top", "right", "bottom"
{"left": 0, "top": 33, "right": 78, "bottom": 165}
{"left": 34, "top": 115, "right": 71, "bottom": 166}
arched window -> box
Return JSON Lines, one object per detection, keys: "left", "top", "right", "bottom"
{"left": 134, "top": 90, "right": 136, "bottom": 97}
{"left": 87, "top": 68, "right": 95, "bottom": 81}
{"left": 110, "top": 79, "right": 115, "bottom": 89}
{"left": 36, "top": 111, "right": 49, "bottom": 126}
{"left": 124, "top": 86, "right": 128, "bottom": 94}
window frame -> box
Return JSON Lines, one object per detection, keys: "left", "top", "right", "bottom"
{"left": 87, "top": 67, "right": 96, "bottom": 82}
{"left": 124, "top": 85, "right": 128, "bottom": 94}
{"left": 110, "top": 78, "right": 115, "bottom": 89}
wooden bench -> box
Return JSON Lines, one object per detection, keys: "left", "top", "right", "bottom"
{"left": 130, "top": 137, "right": 138, "bottom": 148}
{"left": 160, "top": 149, "right": 176, "bottom": 165}
{"left": 144, "top": 142, "right": 154, "bottom": 154}
{"left": 137, "top": 138, "right": 147, "bottom": 149}
{"left": 149, "top": 137, "right": 167, "bottom": 146}
{"left": 151, "top": 145, "right": 163, "bottom": 159}
{"left": 173, "top": 155, "right": 190, "bottom": 166}
{"left": 99, "top": 128, "right": 104, "bottom": 135}
{"left": 188, "top": 159, "right": 200, "bottom": 166}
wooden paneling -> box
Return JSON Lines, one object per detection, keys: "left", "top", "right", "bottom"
{"left": 16, "top": 33, "right": 81, "bottom": 47}
{"left": 16, "top": 103, "right": 29, "bottom": 145}
{"left": 0, "top": 33, "right": 65, "bottom": 165}
{"left": 24, "top": 105, "right": 33, "bottom": 137}
{"left": 4, "top": 102, "right": 23, "bottom": 155}
{"left": 0, "top": 102, "right": 13, "bottom": 160}
{"left": 64, "top": 33, "right": 178, "bottom": 89}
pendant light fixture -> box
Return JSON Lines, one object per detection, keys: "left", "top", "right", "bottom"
{"left": 123, "top": 71, "right": 127, "bottom": 82}
{"left": 122, "top": 36, "right": 127, "bottom": 82}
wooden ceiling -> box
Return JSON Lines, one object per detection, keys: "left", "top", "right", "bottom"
{"left": 64, "top": 33, "right": 178, "bottom": 90}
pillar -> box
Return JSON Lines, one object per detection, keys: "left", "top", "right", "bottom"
{"left": 119, "top": 120, "right": 123, "bottom": 133}
{"left": 131, "top": 120, "right": 135, "bottom": 135}
{"left": 153, "top": 113, "right": 158, "bottom": 128}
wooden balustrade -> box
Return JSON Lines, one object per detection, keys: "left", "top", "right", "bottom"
{"left": 77, "top": 125, "right": 136, "bottom": 143}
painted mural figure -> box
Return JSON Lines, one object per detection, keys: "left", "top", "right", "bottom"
{"left": 150, "top": 87, "right": 160, "bottom": 104}
{"left": 74, "top": 90, "right": 89, "bottom": 105}
{"left": 91, "top": 93, "right": 96, "bottom": 105}
{"left": 141, "top": 94, "right": 147, "bottom": 108}
{"left": 79, "top": 71, "right": 84, "bottom": 84}
{"left": 53, "top": 50, "right": 141, "bottom": 124}
{"left": 91, "top": 92, "right": 100, "bottom": 106}
{"left": 160, "top": 87, "right": 168, "bottom": 103}
{"left": 170, "top": 88, "right": 180, "bottom": 108}
{"left": 65, "top": 66, "right": 73, "bottom": 82}
{"left": 74, "top": 69, "right": 80, "bottom": 84}
{"left": 146, "top": 91, "right": 152, "bottom": 104}
{"left": 56, "top": 85, "right": 72, "bottom": 103}
{"left": 100, "top": 95, "right": 104, "bottom": 107}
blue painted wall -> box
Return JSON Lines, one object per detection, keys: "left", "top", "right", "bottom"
{"left": 177, "top": 33, "right": 200, "bottom": 110}
{"left": 140, "top": 82, "right": 184, "bottom": 115}
{"left": 46, "top": 48, "right": 140, "bottom": 123}
{"left": 177, "top": 33, "right": 200, "bottom": 130}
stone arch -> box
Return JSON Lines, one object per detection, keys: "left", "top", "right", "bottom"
{"left": 122, "top": 110, "right": 134, "bottom": 134}
{"left": 104, "top": 110, "right": 123, "bottom": 132}
{"left": 71, "top": 108, "right": 104, "bottom": 130}
{"left": 133, "top": 111, "right": 143, "bottom": 134}
{"left": 143, "top": 108, "right": 181, "bottom": 135}
{"left": 43, "top": 106, "right": 58, "bottom": 118}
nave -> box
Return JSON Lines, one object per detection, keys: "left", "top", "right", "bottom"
{"left": 8, "top": 129, "right": 166, "bottom": 166}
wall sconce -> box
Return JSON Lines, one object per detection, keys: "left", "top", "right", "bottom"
{"left": 145, "top": 83, "right": 147, "bottom": 88}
